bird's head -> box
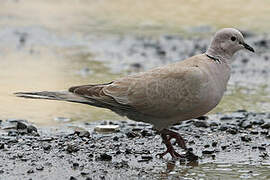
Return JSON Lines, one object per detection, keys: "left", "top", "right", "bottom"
{"left": 206, "top": 28, "right": 254, "bottom": 63}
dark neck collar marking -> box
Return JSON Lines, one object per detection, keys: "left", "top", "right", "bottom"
{"left": 206, "top": 54, "right": 221, "bottom": 63}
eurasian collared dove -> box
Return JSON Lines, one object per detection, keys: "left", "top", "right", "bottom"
{"left": 15, "top": 28, "right": 255, "bottom": 159}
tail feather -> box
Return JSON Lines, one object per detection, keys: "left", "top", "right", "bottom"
{"left": 14, "top": 91, "right": 91, "bottom": 104}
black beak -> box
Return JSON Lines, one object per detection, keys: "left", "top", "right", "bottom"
{"left": 241, "top": 42, "right": 255, "bottom": 52}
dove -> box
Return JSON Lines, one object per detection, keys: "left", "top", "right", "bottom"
{"left": 15, "top": 28, "right": 254, "bottom": 159}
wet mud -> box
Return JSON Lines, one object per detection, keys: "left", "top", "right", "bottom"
{"left": 0, "top": 111, "right": 270, "bottom": 179}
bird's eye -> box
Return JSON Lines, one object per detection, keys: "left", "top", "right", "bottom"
{"left": 231, "top": 36, "right": 236, "bottom": 41}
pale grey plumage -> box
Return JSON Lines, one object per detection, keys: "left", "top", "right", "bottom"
{"left": 15, "top": 28, "right": 254, "bottom": 131}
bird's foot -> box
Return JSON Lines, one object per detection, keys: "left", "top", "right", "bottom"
{"left": 160, "top": 129, "right": 187, "bottom": 150}
{"left": 156, "top": 147, "right": 185, "bottom": 159}
{"left": 157, "top": 129, "right": 198, "bottom": 161}
{"left": 156, "top": 148, "right": 198, "bottom": 161}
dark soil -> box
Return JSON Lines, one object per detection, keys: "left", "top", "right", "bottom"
{"left": 0, "top": 111, "right": 270, "bottom": 180}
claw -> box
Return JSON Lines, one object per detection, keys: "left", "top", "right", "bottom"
{"left": 157, "top": 129, "right": 197, "bottom": 160}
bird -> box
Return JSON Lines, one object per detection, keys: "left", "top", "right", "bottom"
{"left": 15, "top": 28, "right": 254, "bottom": 159}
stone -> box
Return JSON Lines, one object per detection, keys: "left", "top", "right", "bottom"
{"left": 193, "top": 121, "right": 209, "bottom": 128}
{"left": 0, "top": 143, "right": 4, "bottom": 149}
{"left": 97, "top": 153, "right": 112, "bottom": 161}
{"left": 202, "top": 149, "right": 215, "bottom": 154}
{"left": 70, "top": 176, "right": 77, "bottom": 180}
{"left": 241, "top": 135, "right": 251, "bottom": 142}
{"left": 220, "top": 116, "right": 233, "bottom": 120}
{"left": 42, "top": 143, "right": 51, "bottom": 151}
{"left": 210, "top": 122, "right": 219, "bottom": 127}
{"left": 196, "top": 116, "right": 208, "bottom": 120}
{"left": 141, "top": 130, "right": 152, "bottom": 137}
{"left": 94, "top": 125, "right": 119, "bottom": 133}
{"left": 75, "top": 130, "right": 90, "bottom": 138}
{"left": 227, "top": 128, "right": 238, "bottom": 135}
{"left": 27, "top": 169, "right": 34, "bottom": 174}
{"left": 16, "top": 121, "right": 28, "bottom": 130}
{"left": 261, "top": 123, "right": 270, "bottom": 129}
{"left": 240, "top": 120, "right": 252, "bottom": 129}
{"left": 212, "top": 141, "right": 217, "bottom": 147}
{"left": 27, "top": 125, "right": 38, "bottom": 133}
{"left": 36, "top": 165, "right": 44, "bottom": 171}
{"left": 66, "top": 144, "right": 79, "bottom": 153}
{"left": 252, "top": 119, "right": 265, "bottom": 125}
{"left": 126, "top": 132, "right": 139, "bottom": 138}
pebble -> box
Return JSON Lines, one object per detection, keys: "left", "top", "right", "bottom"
{"left": 27, "top": 169, "right": 34, "bottom": 174}
{"left": 193, "top": 121, "right": 209, "bottom": 128}
{"left": 258, "top": 146, "right": 266, "bottom": 151}
{"left": 212, "top": 142, "right": 218, "bottom": 147}
{"left": 221, "top": 145, "right": 228, "bottom": 150}
{"left": 97, "top": 153, "right": 112, "bottom": 161}
{"left": 141, "top": 156, "right": 153, "bottom": 160}
{"left": 261, "top": 123, "right": 270, "bottom": 129}
{"left": 39, "top": 137, "right": 54, "bottom": 142}
{"left": 126, "top": 132, "right": 139, "bottom": 138}
{"left": 74, "top": 130, "right": 90, "bottom": 138}
{"left": 42, "top": 143, "right": 52, "bottom": 151}
{"left": 227, "top": 128, "right": 238, "bottom": 135}
{"left": 73, "top": 162, "right": 79, "bottom": 168}
{"left": 219, "top": 124, "right": 229, "bottom": 131}
{"left": 36, "top": 165, "right": 44, "bottom": 171}
{"left": 252, "top": 119, "right": 265, "bottom": 125}
{"left": 220, "top": 116, "right": 233, "bottom": 121}
{"left": 250, "top": 130, "right": 259, "bottom": 135}
{"left": 8, "top": 131, "right": 18, "bottom": 136}
{"left": 196, "top": 116, "right": 208, "bottom": 120}
{"left": 210, "top": 122, "right": 219, "bottom": 127}
{"left": 241, "top": 135, "right": 251, "bottom": 142}
{"left": 0, "top": 143, "right": 5, "bottom": 149}
{"left": 66, "top": 144, "right": 79, "bottom": 153}
{"left": 27, "top": 125, "right": 38, "bottom": 133}
{"left": 81, "top": 172, "right": 89, "bottom": 176}
{"left": 141, "top": 130, "right": 153, "bottom": 137}
{"left": 202, "top": 149, "right": 215, "bottom": 154}
{"left": 94, "top": 125, "right": 119, "bottom": 133}
{"left": 16, "top": 121, "right": 28, "bottom": 130}
{"left": 70, "top": 176, "right": 77, "bottom": 180}
{"left": 239, "top": 120, "right": 252, "bottom": 129}
{"left": 261, "top": 131, "right": 269, "bottom": 135}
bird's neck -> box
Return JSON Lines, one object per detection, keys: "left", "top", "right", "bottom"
{"left": 206, "top": 47, "right": 234, "bottom": 64}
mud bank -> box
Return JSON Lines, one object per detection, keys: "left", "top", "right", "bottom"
{"left": 0, "top": 111, "right": 270, "bottom": 179}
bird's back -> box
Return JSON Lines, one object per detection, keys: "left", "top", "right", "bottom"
{"left": 68, "top": 54, "right": 231, "bottom": 129}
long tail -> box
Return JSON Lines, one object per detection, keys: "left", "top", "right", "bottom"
{"left": 14, "top": 91, "right": 92, "bottom": 105}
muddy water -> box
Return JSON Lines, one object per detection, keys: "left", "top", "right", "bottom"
{"left": 1, "top": 0, "right": 269, "bottom": 34}
{"left": 0, "top": 47, "right": 122, "bottom": 125}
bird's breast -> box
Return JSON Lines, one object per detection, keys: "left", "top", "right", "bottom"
{"left": 198, "top": 62, "right": 231, "bottom": 113}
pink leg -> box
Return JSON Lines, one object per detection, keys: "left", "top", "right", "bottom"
{"left": 156, "top": 132, "right": 185, "bottom": 158}
{"left": 157, "top": 129, "right": 198, "bottom": 160}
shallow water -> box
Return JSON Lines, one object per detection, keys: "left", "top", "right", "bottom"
{"left": 1, "top": 0, "right": 269, "bottom": 35}
{"left": 161, "top": 162, "right": 270, "bottom": 179}
{"left": 0, "top": 0, "right": 269, "bottom": 126}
